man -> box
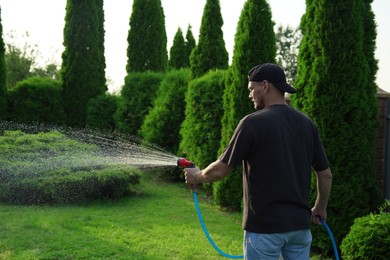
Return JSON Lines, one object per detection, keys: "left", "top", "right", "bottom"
{"left": 184, "top": 63, "right": 333, "bottom": 259}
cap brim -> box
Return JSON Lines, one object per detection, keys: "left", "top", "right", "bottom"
{"left": 274, "top": 83, "right": 297, "bottom": 93}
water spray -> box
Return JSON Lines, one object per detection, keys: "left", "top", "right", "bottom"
{"left": 177, "top": 157, "right": 243, "bottom": 259}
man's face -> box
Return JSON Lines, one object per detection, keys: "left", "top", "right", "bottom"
{"left": 248, "top": 81, "right": 265, "bottom": 110}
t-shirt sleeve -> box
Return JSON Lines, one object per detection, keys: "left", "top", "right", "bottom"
{"left": 312, "top": 127, "right": 330, "bottom": 171}
{"left": 219, "top": 119, "right": 254, "bottom": 168}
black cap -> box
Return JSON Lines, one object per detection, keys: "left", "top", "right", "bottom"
{"left": 248, "top": 63, "right": 297, "bottom": 93}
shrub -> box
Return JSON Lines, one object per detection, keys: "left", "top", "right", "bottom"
{"left": 0, "top": 130, "right": 141, "bottom": 205}
{"left": 340, "top": 202, "right": 390, "bottom": 259}
{"left": 115, "top": 71, "right": 164, "bottom": 134}
{"left": 7, "top": 77, "right": 66, "bottom": 124}
{"left": 140, "top": 69, "right": 190, "bottom": 154}
{"left": 86, "top": 93, "right": 119, "bottom": 131}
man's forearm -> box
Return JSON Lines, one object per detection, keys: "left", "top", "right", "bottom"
{"left": 196, "top": 160, "right": 233, "bottom": 183}
{"left": 314, "top": 168, "right": 333, "bottom": 210}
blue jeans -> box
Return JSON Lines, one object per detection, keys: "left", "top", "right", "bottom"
{"left": 243, "top": 229, "right": 312, "bottom": 260}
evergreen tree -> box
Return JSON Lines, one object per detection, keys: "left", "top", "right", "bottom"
{"left": 126, "top": 0, "right": 167, "bottom": 72}
{"left": 140, "top": 69, "right": 190, "bottom": 153}
{"left": 185, "top": 25, "right": 196, "bottom": 67}
{"left": 115, "top": 71, "right": 164, "bottom": 134}
{"left": 179, "top": 70, "right": 226, "bottom": 170}
{"left": 61, "top": 0, "right": 107, "bottom": 127}
{"left": 0, "top": 7, "right": 7, "bottom": 120}
{"left": 291, "top": 0, "right": 383, "bottom": 254}
{"left": 168, "top": 28, "right": 187, "bottom": 70}
{"left": 214, "top": 0, "right": 276, "bottom": 210}
{"left": 189, "top": 0, "right": 228, "bottom": 78}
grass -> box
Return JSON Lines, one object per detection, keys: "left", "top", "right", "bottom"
{"left": 0, "top": 172, "right": 243, "bottom": 259}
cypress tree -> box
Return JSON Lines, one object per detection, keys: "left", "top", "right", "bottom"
{"left": 189, "top": 0, "right": 228, "bottom": 78}
{"left": 291, "top": 0, "right": 383, "bottom": 254}
{"left": 0, "top": 7, "right": 7, "bottom": 120}
{"left": 168, "top": 28, "right": 187, "bottom": 70}
{"left": 214, "top": 0, "right": 276, "bottom": 210}
{"left": 185, "top": 25, "right": 196, "bottom": 68}
{"left": 179, "top": 70, "right": 226, "bottom": 170}
{"left": 126, "top": 0, "right": 167, "bottom": 72}
{"left": 61, "top": 0, "right": 107, "bottom": 127}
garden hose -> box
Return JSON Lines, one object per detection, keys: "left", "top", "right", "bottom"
{"left": 178, "top": 157, "right": 340, "bottom": 259}
{"left": 317, "top": 216, "right": 340, "bottom": 260}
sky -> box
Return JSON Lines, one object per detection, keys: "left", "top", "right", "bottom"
{"left": 0, "top": 0, "right": 389, "bottom": 93}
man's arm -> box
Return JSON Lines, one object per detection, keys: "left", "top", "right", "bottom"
{"left": 311, "top": 167, "right": 333, "bottom": 224}
{"left": 184, "top": 160, "right": 233, "bottom": 184}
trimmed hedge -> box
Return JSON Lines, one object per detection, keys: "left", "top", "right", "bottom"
{"left": 340, "top": 203, "right": 390, "bottom": 259}
{"left": 0, "top": 130, "right": 141, "bottom": 205}
{"left": 7, "top": 77, "right": 66, "bottom": 124}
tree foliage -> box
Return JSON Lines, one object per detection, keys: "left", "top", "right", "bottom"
{"left": 61, "top": 0, "right": 107, "bottom": 127}
{"left": 7, "top": 77, "right": 65, "bottom": 124}
{"left": 140, "top": 69, "right": 190, "bottom": 154}
{"left": 190, "top": 0, "right": 228, "bottom": 78}
{"left": 215, "top": 0, "right": 276, "bottom": 210}
{"left": 115, "top": 71, "right": 164, "bottom": 134}
{"left": 0, "top": 8, "right": 7, "bottom": 120}
{"left": 179, "top": 70, "right": 226, "bottom": 170}
{"left": 86, "top": 93, "right": 119, "bottom": 131}
{"left": 126, "top": 0, "right": 167, "bottom": 73}
{"left": 168, "top": 28, "right": 187, "bottom": 70}
{"left": 291, "top": 0, "right": 383, "bottom": 254}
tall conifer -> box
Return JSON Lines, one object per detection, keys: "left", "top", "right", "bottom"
{"left": 0, "top": 7, "right": 7, "bottom": 120}
{"left": 168, "top": 28, "right": 187, "bottom": 70}
{"left": 126, "top": 0, "right": 167, "bottom": 72}
{"left": 291, "top": 0, "right": 383, "bottom": 253}
{"left": 214, "top": 0, "right": 276, "bottom": 210}
{"left": 61, "top": 0, "right": 107, "bottom": 127}
{"left": 189, "top": 0, "right": 228, "bottom": 78}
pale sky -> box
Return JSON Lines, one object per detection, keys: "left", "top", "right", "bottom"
{"left": 0, "top": 0, "right": 389, "bottom": 93}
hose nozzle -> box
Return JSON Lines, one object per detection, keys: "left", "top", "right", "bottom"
{"left": 177, "top": 157, "right": 197, "bottom": 191}
{"left": 177, "top": 157, "right": 195, "bottom": 168}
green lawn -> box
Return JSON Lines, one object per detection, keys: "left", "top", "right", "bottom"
{"left": 0, "top": 173, "right": 243, "bottom": 259}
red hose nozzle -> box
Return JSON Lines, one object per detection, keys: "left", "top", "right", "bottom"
{"left": 177, "top": 157, "right": 195, "bottom": 168}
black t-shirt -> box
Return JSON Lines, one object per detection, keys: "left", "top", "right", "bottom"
{"left": 219, "top": 104, "right": 329, "bottom": 233}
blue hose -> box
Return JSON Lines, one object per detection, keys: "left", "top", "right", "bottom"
{"left": 193, "top": 191, "right": 243, "bottom": 259}
{"left": 318, "top": 217, "right": 340, "bottom": 260}
{"left": 193, "top": 191, "right": 339, "bottom": 260}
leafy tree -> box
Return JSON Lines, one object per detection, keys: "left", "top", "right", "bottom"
{"left": 168, "top": 28, "right": 187, "bottom": 70}
{"left": 3, "top": 31, "right": 60, "bottom": 89}
{"left": 215, "top": 0, "right": 276, "bottom": 210}
{"left": 291, "top": 0, "right": 383, "bottom": 254}
{"left": 61, "top": 0, "right": 107, "bottom": 127}
{"left": 276, "top": 25, "right": 301, "bottom": 84}
{"left": 189, "top": 0, "right": 228, "bottom": 78}
{"left": 126, "top": 0, "right": 167, "bottom": 72}
{"left": 0, "top": 8, "right": 7, "bottom": 120}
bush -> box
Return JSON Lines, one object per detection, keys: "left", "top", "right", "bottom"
{"left": 115, "top": 71, "right": 164, "bottom": 134}
{"left": 0, "top": 130, "right": 141, "bottom": 205}
{"left": 140, "top": 69, "right": 190, "bottom": 154}
{"left": 86, "top": 93, "right": 119, "bottom": 131}
{"left": 7, "top": 77, "right": 66, "bottom": 124}
{"left": 340, "top": 202, "right": 390, "bottom": 259}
